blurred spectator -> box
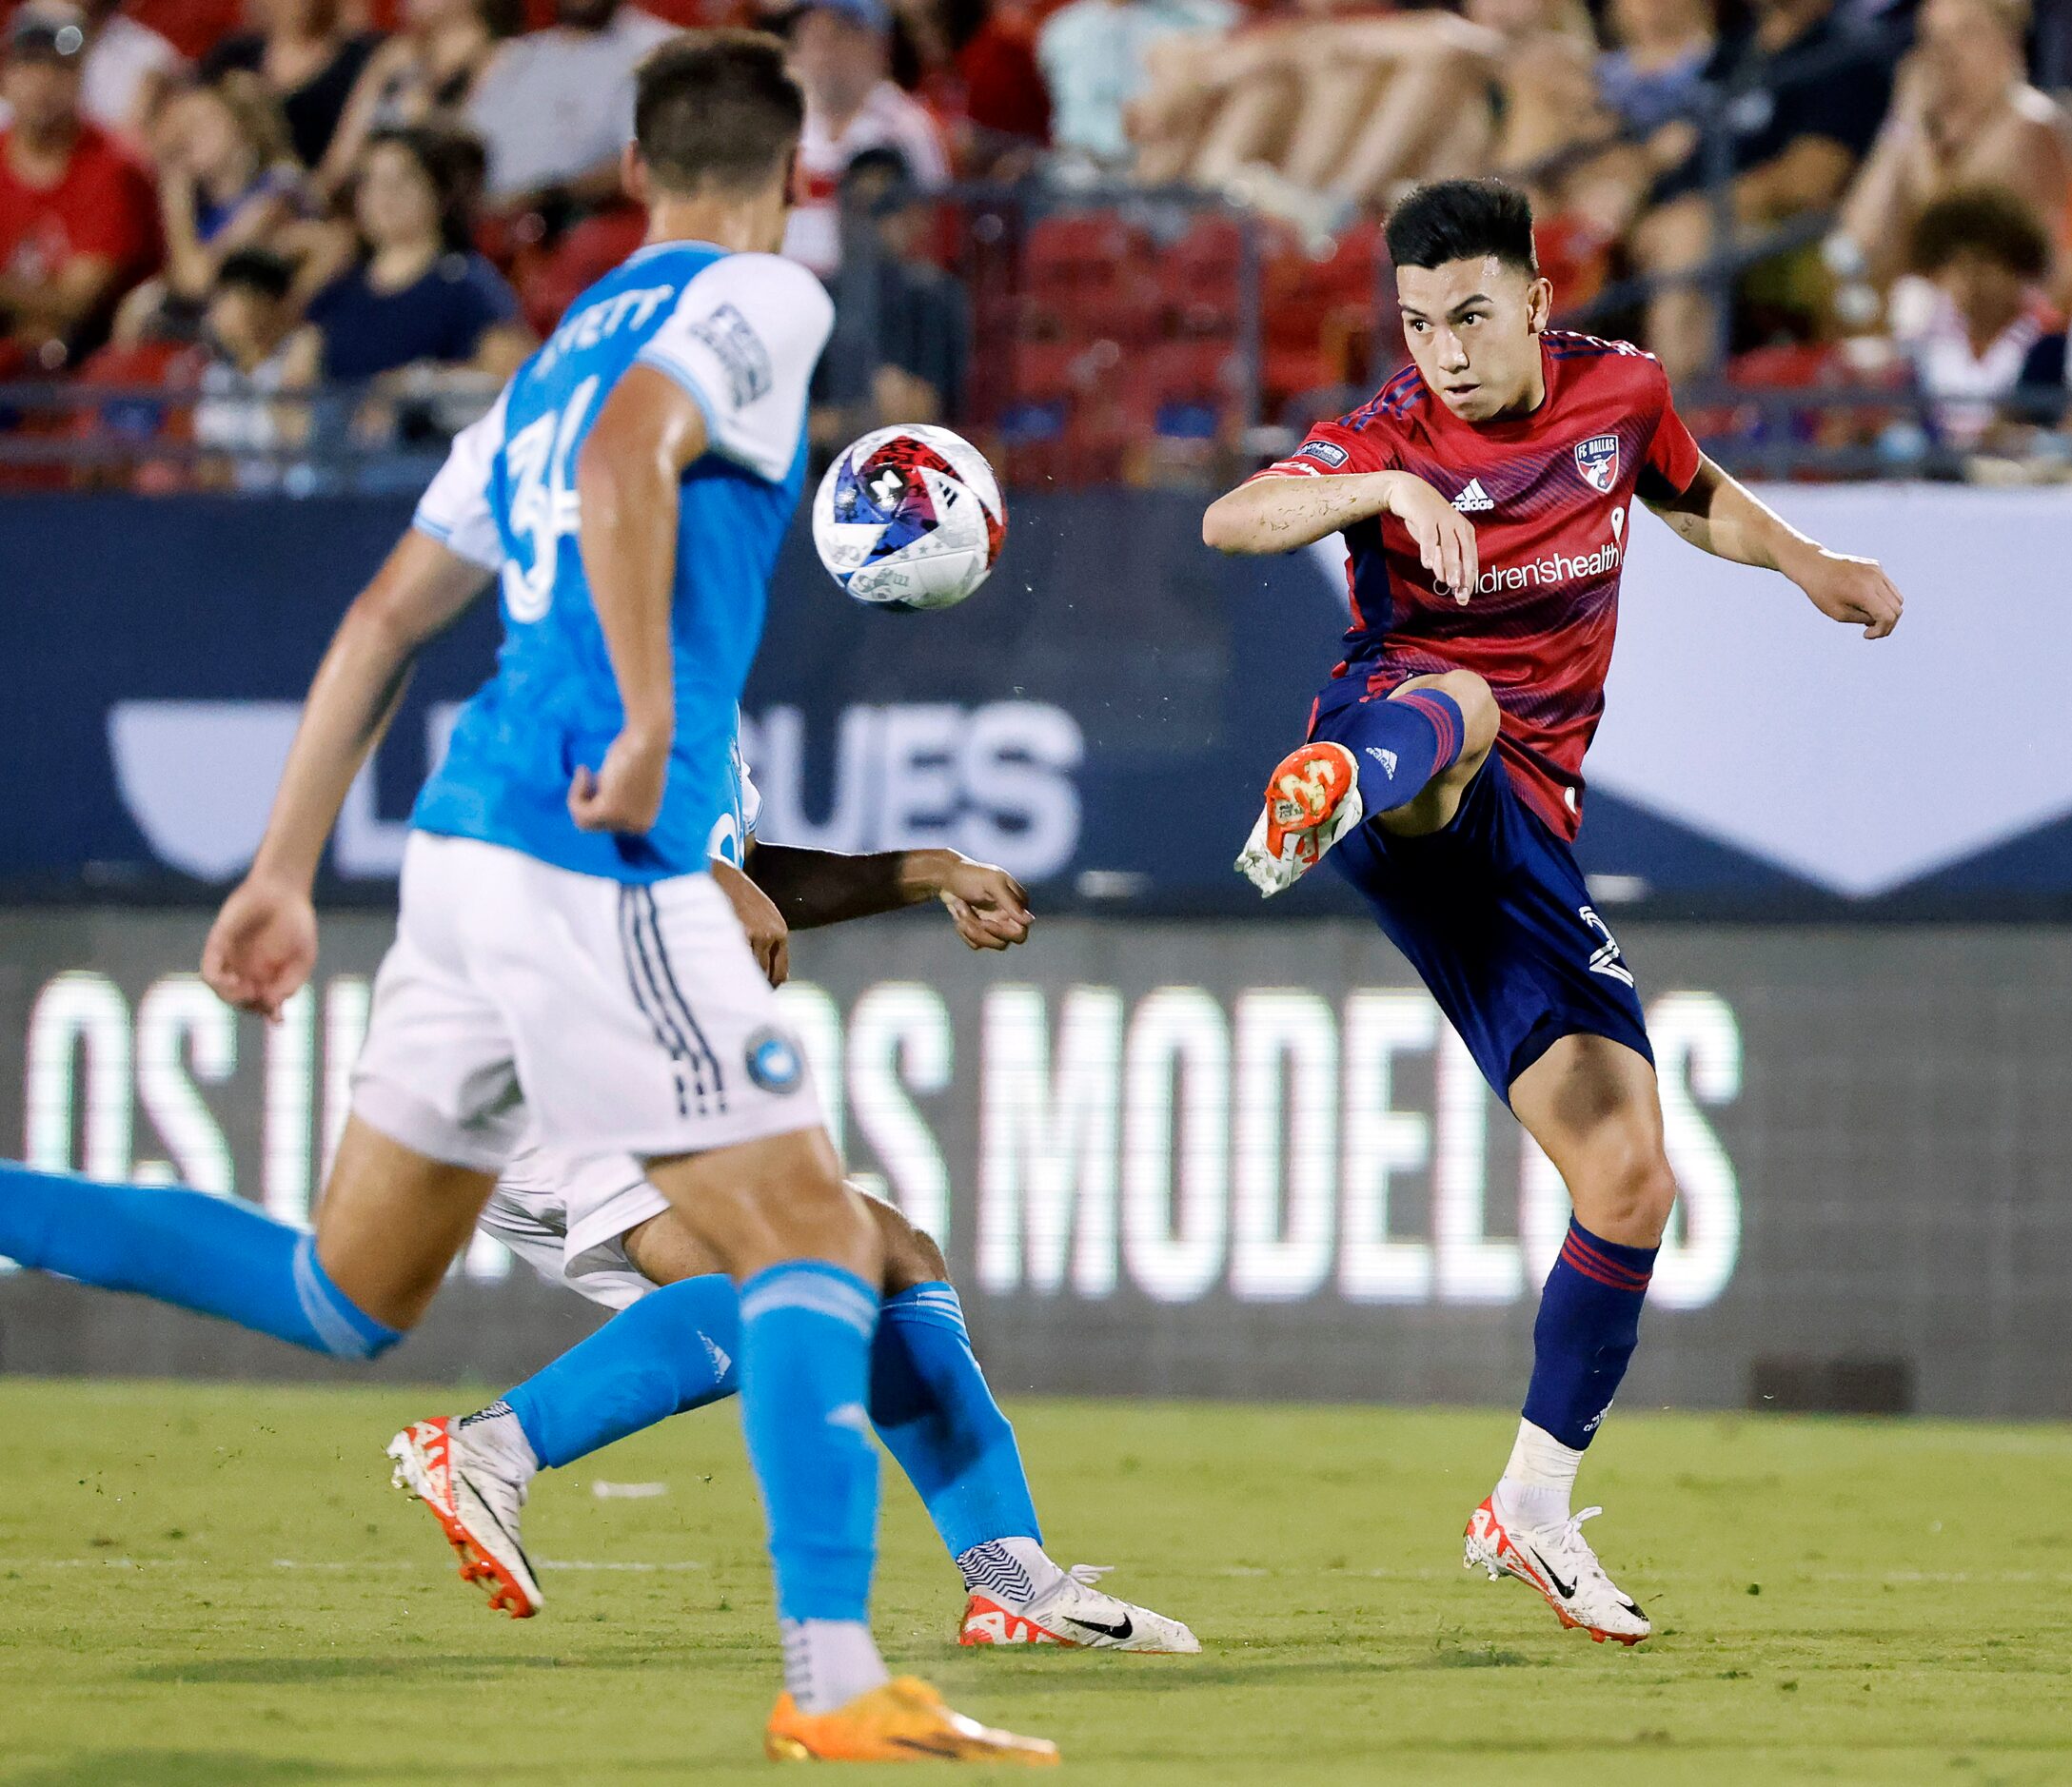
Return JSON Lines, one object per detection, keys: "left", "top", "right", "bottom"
{"left": 150, "top": 73, "right": 306, "bottom": 305}
{"left": 895, "top": 0, "right": 1050, "bottom": 174}
{"left": 1633, "top": 0, "right": 1896, "bottom": 379}
{"left": 318, "top": 0, "right": 521, "bottom": 195}
{"left": 0, "top": 0, "right": 184, "bottom": 145}
{"left": 307, "top": 126, "right": 530, "bottom": 381}
{"left": 813, "top": 145, "right": 966, "bottom": 445}
{"left": 1830, "top": 0, "right": 2069, "bottom": 287}
{"left": 784, "top": 0, "right": 947, "bottom": 274}
{"left": 0, "top": 5, "right": 159, "bottom": 373}
{"left": 1043, "top": 0, "right": 1234, "bottom": 173}
{"left": 1596, "top": 0, "right": 1716, "bottom": 137}
{"left": 1133, "top": 0, "right": 1590, "bottom": 233}
{"left": 192, "top": 244, "right": 317, "bottom": 482}
{"left": 1538, "top": 0, "right": 1720, "bottom": 242}
{"left": 1888, "top": 184, "right": 2056, "bottom": 443}
{"left": 202, "top": 0, "right": 382, "bottom": 169}
{"left": 76, "top": 0, "right": 185, "bottom": 143}
{"left": 1469, "top": 0, "right": 1613, "bottom": 187}
{"left": 463, "top": 0, "right": 671, "bottom": 212}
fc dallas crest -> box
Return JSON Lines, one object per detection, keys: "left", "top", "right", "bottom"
{"left": 1574, "top": 434, "right": 1619, "bottom": 494}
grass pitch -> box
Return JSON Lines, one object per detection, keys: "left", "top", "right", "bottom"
{"left": 2, "top": 1382, "right": 2069, "bottom": 1786}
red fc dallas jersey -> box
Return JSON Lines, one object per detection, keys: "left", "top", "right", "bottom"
{"left": 1258, "top": 331, "right": 1702, "bottom": 840}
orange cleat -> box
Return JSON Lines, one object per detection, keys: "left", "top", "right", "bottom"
{"left": 1234, "top": 740, "right": 1364, "bottom": 895}
{"left": 386, "top": 1416, "right": 543, "bottom": 1619}
{"left": 764, "top": 1678, "right": 1060, "bottom": 1764}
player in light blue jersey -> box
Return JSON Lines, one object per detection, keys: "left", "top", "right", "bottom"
{"left": 0, "top": 31, "right": 1055, "bottom": 1766}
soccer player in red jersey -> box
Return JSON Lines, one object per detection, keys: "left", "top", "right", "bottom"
{"left": 1208, "top": 179, "right": 1903, "bottom": 1644}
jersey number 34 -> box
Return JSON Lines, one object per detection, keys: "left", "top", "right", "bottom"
{"left": 501, "top": 375, "right": 601, "bottom": 623}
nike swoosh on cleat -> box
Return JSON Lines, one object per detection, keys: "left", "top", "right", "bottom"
{"left": 456, "top": 1470, "right": 539, "bottom": 1578}
{"left": 889, "top": 1738, "right": 962, "bottom": 1758}
{"left": 1063, "top": 1613, "right": 1134, "bottom": 1641}
{"left": 1527, "top": 1546, "right": 1576, "bottom": 1600}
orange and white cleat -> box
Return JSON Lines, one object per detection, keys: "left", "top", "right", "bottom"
{"left": 386, "top": 1415, "right": 543, "bottom": 1619}
{"left": 958, "top": 1561, "right": 1198, "bottom": 1653}
{"left": 1463, "top": 1494, "right": 1650, "bottom": 1645}
{"left": 1234, "top": 739, "right": 1364, "bottom": 896}
{"left": 765, "top": 1677, "right": 1059, "bottom": 1764}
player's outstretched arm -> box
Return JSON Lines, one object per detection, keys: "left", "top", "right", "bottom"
{"left": 568, "top": 364, "right": 711, "bottom": 835}
{"left": 202, "top": 531, "right": 492, "bottom": 1018}
{"left": 1646, "top": 453, "right": 1903, "bottom": 639}
{"left": 747, "top": 841, "right": 1032, "bottom": 950}
{"left": 709, "top": 843, "right": 1032, "bottom": 990}
{"left": 1203, "top": 466, "right": 1479, "bottom": 599}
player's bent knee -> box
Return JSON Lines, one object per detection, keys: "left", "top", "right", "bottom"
{"left": 862, "top": 1190, "right": 950, "bottom": 1290}
{"left": 1587, "top": 1146, "right": 1677, "bottom": 1245}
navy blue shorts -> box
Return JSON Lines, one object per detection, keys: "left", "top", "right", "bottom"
{"left": 1318, "top": 730, "right": 1652, "bottom": 1105}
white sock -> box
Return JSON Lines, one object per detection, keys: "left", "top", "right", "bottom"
{"left": 1495, "top": 1419, "right": 1582, "bottom": 1528}
{"left": 954, "top": 1535, "right": 1065, "bottom": 1601}
{"left": 781, "top": 1618, "right": 890, "bottom": 1715}
{"left": 457, "top": 1402, "right": 540, "bottom": 1484}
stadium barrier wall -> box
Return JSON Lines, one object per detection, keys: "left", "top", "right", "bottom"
{"left": 5, "top": 909, "right": 2069, "bottom": 1420}
{"left": 4, "top": 486, "right": 2070, "bottom": 914}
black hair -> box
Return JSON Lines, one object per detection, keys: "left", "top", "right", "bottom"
{"left": 839, "top": 144, "right": 914, "bottom": 200}
{"left": 1385, "top": 179, "right": 1538, "bottom": 275}
{"left": 634, "top": 29, "right": 805, "bottom": 197}
{"left": 360, "top": 125, "right": 483, "bottom": 254}
{"left": 214, "top": 248, "right": 294, "bottom": 303}
{"left": 1907, "top": 186, "right": 2052, "bottom": 282}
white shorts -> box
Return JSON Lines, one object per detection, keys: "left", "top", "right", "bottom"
{"left": 352, "top": 833, "right": 822, "bottom": 1171}
{"left": 476, "top": 1144, "right": 667, "bottom": 1310}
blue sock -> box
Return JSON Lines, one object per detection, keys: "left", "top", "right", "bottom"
{"left": 870, "top": 1283, "right": 1040, "bottom": 1561}
{"left": 503, "top": 1273, "right": 740, "bottom": 1468}
{"left": 738, "top": 1262, "right": 880, "bottom": 1624}
{"left": 1318, "top": 687, "right": 1466, "bottom": 814}
{"left": 0, "top": 1160, "right": 401, "bottom": 1359}
{"left": 1521, "top": 1220, "right": 1657, "bottom": 1449}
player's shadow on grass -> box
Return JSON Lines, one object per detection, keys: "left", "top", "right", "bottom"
{"left": 8, "top": 1753, "right": 693, "bottom": 1786}
{"left": 7, "top": 1754, "right": 344, "bottom": 1787}
{"left": 132, "top": 1646, "right": 674, "bottom": 1685}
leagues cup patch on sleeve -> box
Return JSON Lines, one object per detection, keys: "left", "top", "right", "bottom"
{"left": 685, "top": 303, "right": 773, "bottom": 408}
{"left": 1296, "top": 439, "right": 1350, "bottom": 468}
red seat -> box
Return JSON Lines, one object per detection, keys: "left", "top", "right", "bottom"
{"left": 514, "top": 208, "right": 649, "bottom": 335}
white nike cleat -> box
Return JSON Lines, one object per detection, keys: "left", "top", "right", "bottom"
{"left": 386, "top": 1415, "right": 543, "bottom": 1619}
{"left": 1234, "top": 740, "right": 1365, "bottom": 896}
{"left": 1463, "top": 1494, "right": 1651, "bottom": 1645}
{"left": 959, "top": 1563, "right": 1200, "bottom": 1653}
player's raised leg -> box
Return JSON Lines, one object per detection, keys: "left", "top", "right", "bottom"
{"left": 0, "top": 1115, "right": 489, "bottom": 1362}
{"left": 1463, "top": 1032, "right": 1672, "bottom": 1644}
{"left": 1236, "top": 667, "right": 1499, "bottom": 894}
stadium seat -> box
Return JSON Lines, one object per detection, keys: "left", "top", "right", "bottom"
{"left": 514, "top": 208, "right": 649, "bottom": 336}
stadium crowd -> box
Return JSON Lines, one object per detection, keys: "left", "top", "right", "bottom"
{"left": 0, "top": 0, "right": 2067, "bottom": 479}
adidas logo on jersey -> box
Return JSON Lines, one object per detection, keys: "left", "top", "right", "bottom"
{"left": 1451, "top": 478, "right": 1494, "bottom": 513}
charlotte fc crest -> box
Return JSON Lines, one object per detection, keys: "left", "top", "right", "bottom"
{"left": 1574, "top": 434, "right": 1619, "bottom": 493}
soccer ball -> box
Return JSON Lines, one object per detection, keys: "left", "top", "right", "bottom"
{"left": 812, "top": 424, "right": 1006, "bottom": 612}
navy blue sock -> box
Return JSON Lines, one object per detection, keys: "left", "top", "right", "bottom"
{"left": 1318, "top": 687, "right": 1467, "bottom": 814}
{"left": 0, "top": 1160, "right": 402, "bottom": 1359}
{"left": 1521, "top": 1220, "right": 1657, "bottom": 1449}
{"left": 738, "top": 1262, "right": 880, "bottom": 1624}
{"left": 870, "top": 1283, "right": 1040, "bottom": 1560}
{"left": 504, "top": 1273, "right": 740, "bottom": 1468}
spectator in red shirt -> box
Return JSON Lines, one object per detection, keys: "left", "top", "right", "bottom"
{"left": 0, "top": 4, "right": 159, "bottom": 372}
